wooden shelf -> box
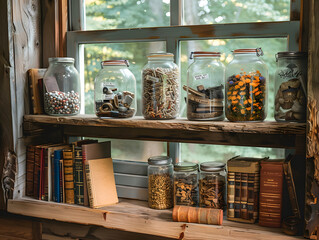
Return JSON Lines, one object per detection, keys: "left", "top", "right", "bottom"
{"left": 24, "top": 114, "right": 306, "bottom": 148}
{"left": 7, "top": 198, "right": 301, "bottom": 240}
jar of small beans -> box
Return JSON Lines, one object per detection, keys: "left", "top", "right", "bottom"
{"left": 225, "top": 48, "right": 268, "bottom": 121}
{"left": 148, "top": 156, "right": 174, "bottom": 209}
{"left": 43, "top": 58, "right": 80, "bottom": 115}
{"left": 174, "top": 163, "right": 199, "bottom": 207}
{"left": 199, "top": 162, "right": 226, "bottom": 209}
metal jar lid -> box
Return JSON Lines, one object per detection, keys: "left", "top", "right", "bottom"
{"left": 148, "top": 156, "right": 172, "bottom": 165}
{"left": 174, "top": 162, "right": 198, "bottom": 172}
{"left": 276, "top": 51, "right": 308, "bottom": 62}
{"left": 200, "top": 162, "right": 226, "bottom": 172}
{"left": 49, "top": 57, "right": 75, "bottom": 63}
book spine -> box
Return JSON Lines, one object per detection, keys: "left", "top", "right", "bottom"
{"left": 85, "top": 160, "right": 94, "bottom": 208}
{"left": 247, "top": 173, "right": 255, "bottom": 220}
{"left": 74, "top": 147, "right": 84, "bottom": 205}
{"left": 27, "top": 70, "right": 36, "bottom": 114}
{"left": 227, "top": 171, "right": 235, "bottom": 218}
{"left": 253, "top": 173, "right": 260, "bottom": 221}
{"left": 53, "top": 150, "right": 61, "bottom": 203}
{"left": 234, "top": 172, "right": 241, "bottom": 218}
{"left": 63, "top": 150, "right": 74, "bottom": 204}
{"left": 82, "top": 147, "right": 89, "bottom": 207}
{"left": 259, "top": 162, "right": 284, "bottom": 227}
{"left": 60, "top": 160, "right": 64, "bottom": 203}
{"left": 26, "top": 146, "right": 35, "bottom": 197}
{"left": 33, "top": 147, "right": 41, "bottom": 199}
{"left": 43, "top": 148, "right": 49, "bottom": 201}
{"left": 240, "top": 173, "right": 248, "bottom": 219}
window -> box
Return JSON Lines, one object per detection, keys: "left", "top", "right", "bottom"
{"left": 68, "top": 0, "right": 301, "bottom": 163}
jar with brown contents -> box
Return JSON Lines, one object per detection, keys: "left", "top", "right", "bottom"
{"left": 148, "top": 156, "right": 173, "bottom": 209}
{"left": 199, "top": 162, "right": 226, "bottom": 209}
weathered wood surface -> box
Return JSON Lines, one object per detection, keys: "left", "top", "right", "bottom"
{"left": 305, "top": 0, "right": 319, "bottom": 238}
{"left": 23, "top": 114, "right": 306, "bottom": 148}
{"left": 8, "top": 198, "right": 302, "bottom": 240}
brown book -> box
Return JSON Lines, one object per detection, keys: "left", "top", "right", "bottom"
{"left": 33, "top": 146, "right": 42, "bottom": 199}
{"left": 63, "top": 150, "right": 74, "bottom": 204}
{"left": 82, "top": 141, "right": 118, "bottom": 208}
{"left": 259, "top": 159, "right": 284, "bottom": 228}
{"left": 227, "top": 172, "right": 235, "bottom": 218}
{"left": 234, "top": 172, "right": 241, "bottom": 218}
{"left": 240, "top": 173, "right": 248, "bottom": 219}
{"left": 27, "top": 68, "right": 46, "bottom": 114}
{"left": 26, "top": 145, "right": 35, "bottom": 197}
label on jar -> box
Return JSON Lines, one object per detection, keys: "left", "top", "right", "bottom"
{"left": 146, "top": 75, "right": 160, "bottom": 82}
{"left": 278, "top": 63, "right": 302, "bottom": 79}
{"left": 194, "top": 73, "right": 209, "bottom": 81}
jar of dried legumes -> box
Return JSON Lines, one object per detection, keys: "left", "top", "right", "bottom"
{"left": 199, "top": 162, "right": 226, "bottom": 209}
{"left": 142, "top": 53, "right": 180, "bottom": 119}
{"left": 43, "top": 58, "right": 80, "bottom": 115}
{"left": 225, "top": 48, "right": 268, "bottom": 121}
{"left": 174, "top": 163, "right": 199, "bottom": 207}
{"left": 148, "top": 156, "right": 173, "bottom": 209}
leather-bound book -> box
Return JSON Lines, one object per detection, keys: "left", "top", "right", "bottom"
{"left": 63, "top": 149, "right": 74, "bottom": 204}
{"left": 227, "top": 172, "right": 235, "bottom": 218}
{"left": 259, "top": 159, "right": 284, "bottom": 227}
{"left": 240, "top": 173, "right": 248, "bottom": 219}
{"left": 26, "top": 145, "right": 35, "bottom": 197}
{"left": 27, "top": 68, "right": 46, "bottom": 114}
{"left": 234, "top": 172, "right": 241, "bottom": 218}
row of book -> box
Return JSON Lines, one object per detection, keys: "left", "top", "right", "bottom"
{"left": 26, "top": 140, "right": 118, "bottom": 208}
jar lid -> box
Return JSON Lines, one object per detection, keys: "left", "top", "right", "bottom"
{"left": 174, "top": 162, "right": 198, "bottom": 172}
{"left": 276, "top": 51, "right": 308, "bottom": 59}
{"left": 49, "top": 57, "right": 74, "bottom": 63}
{"left": 148, "top": 156, "right": 172, "bottom": 165}
{"left": 233, "top": 48, "right": 263, "bottom": 56}
{"left": 190, "top": 51, "right": 221, "bottom": 59}
{"left": 200, "top": 162, "right": 226, "bottom": 172}
{"left": 147, "top": 52, "right": 174, "bottom": 58}
{"left": 101, "top": 60, "right": 129, "bottom": 67}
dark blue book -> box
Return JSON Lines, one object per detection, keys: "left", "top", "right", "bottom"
{"left": 53, "top": 150, "right": 62, "bottom": 202}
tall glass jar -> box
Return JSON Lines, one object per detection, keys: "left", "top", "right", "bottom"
{"left": 94, "top": 60, "right": 136, "bottom": 118}
{"left": 142, "top": 53, "right": 180, "bottom": 119}
{"left": 274, "top": 52, "right": 307, "bottom": 122}
{"left": 174, "top": 163, "right": 199, "bottom": 207}
{"left": 186, "top": 51, "right": 225, "bottom": 121}
{"left": 43, "top": 57, "right": 80, "bottom": 115}
{"left": 225, "top": 48, "right": 268, "bottom": 121}
{"left": 199, "top": 162, "right": 226, "bottom": 209}
{"left": 148, "top": 156, "right": 173, "bottom": 209}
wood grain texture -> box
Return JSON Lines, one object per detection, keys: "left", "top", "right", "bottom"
{"left": 8, "top": 198, "right": 302, "bottom": 240}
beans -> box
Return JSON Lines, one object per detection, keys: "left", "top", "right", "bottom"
{"left": 44, "top": 91, "right": 80, "bottom": 115}
{"left": 148, "top": 173, "right": 173, "bottom": 209}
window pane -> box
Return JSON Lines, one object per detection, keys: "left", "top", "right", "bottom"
{"left": 85, "top": 0, "right": 170, "bottom": 30}
{"left": 82, "top": 41, "right": 166, "bottom": 115}
{"left": 183, "top": 0, "right": 290, "bottom": 25}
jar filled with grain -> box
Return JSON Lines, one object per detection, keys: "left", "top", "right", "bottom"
{"left": 174, "top": 163, "right": 199, "bottom": 207}
{"left": 199, "top": 162, "right": 226, "bottom": 209}
{"left": 142, "top": 53, "right": 180, "bottom": 119}
{"left": 148, "top": 156, "right": 174, "bottom": 209}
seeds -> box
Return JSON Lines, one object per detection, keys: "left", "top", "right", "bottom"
{"left": 199, "top": 177, "right": 225, "bottom": 209}
{"left": 148, "top": 173, "right": 173, "bottom": 209}
{"left": 174, "top": 174, "right": 198, "bottom": 206}
{"left": 44, "top": 91, "right": 80, "bottom": 115}
{"left": 142, "top": 67, "right": 179, "bottom": 119}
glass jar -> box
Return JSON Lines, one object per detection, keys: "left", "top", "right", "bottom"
{"left": 43, "top": 57, "right": 80, "bottom": 115}
{"left": 199, "top": 162, "right": 226, "bottom": 209}
{"left": 174, "top": 163, "right": 199, "bottom": 207}
{"left": 148, "top": 156, "right": 173, "bottom": 209}
{"left": 225, "top": 48, "right": 268, "bottom": 121}
{"left": 142, "top": 53, "right": 180, "bottom": 119}
{"left": 274, "top": 52, "right": 307, "bottom": 122}
{"left": 186, "top": 52, "right": 225, "bottom": 121}
{"left": 94, "top": 60, "right": 136, "bottom": 118}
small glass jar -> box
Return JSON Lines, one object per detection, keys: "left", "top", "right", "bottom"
{"left": 142, "top": 53, "right": 180, "bottom": 119}
{"left": 225, "top": 48, "right": 268, "bottom": 121}
{"left": 43, "top": 57, "right": 80, "bottom": 115}
{"left": 274, "top": 52, "right": 307, "bottom": 122}
{"left": 186, "top": 51, "right": 225, "bottom": 121}
{"left": 199, "top": 162, "right": 226, "bottom": 209}
{"left": 174, "top": 163, "right": 199, "bottom": 207}
{"left": 94, "top": 60, "right": 136, "bottom": 118}
{"left": 148, "top": 156, "right": 173, "bottom": 209}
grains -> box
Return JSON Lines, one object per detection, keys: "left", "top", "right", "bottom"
{"left": 148, "top": 173, "right": 173, "bottom": 209}
{"left": 142, "top": 67, "right": 179, "bottom": 119}
{"left": 44, "top": 91, "right": 80, "bottom": 115}
{"left": 199, "top": 177, "right": 225, "bottom": 209}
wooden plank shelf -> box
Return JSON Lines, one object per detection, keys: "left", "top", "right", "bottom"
{"left": 7, "top": 198, "right": 301, "bottom": 240}
{"left": 24, "top": 114, "right": 306, "bottom": 148}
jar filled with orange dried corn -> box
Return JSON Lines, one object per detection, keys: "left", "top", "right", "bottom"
{"left": 225, "top": 48, "right": 268, "bottom": 121}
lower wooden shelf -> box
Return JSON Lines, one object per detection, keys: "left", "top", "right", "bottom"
{"left": 7, "top": 198, "right": 301, "bottom": 240}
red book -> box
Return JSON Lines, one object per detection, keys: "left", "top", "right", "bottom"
{"left": 259, "top": 159, "right": 284, "bottom": 227}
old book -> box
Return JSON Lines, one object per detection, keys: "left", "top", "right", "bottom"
{"left": 53, "top": 150, "right": 62, "bottom": 202}
{"left": 60, "top": 159, "right": 64, "bottom": 203}
{"left": 83, "top": 141, "right": 118, "bottom": 208}
{"left": 27, "top": 68, "right": 46, "bottom": 114}
{"left": 240, "top": 173, "right": 248, "bottom": 219}
{"left": 227, "top": 171, "right": 235, "bottom": 218}
{"left": 34, "top": 145, "right": 43, "bottom": 199}
{"left": 63, "top": 149, "right": 74, "bottom": 204}
{"left": 234, "top": 172, "right": 241, "bottom": 218}
{"left": 26, "top": 145, "right": 35, "bottom": 197}
{"left": 259, "top": 159, "right": 284, "bottom": 228}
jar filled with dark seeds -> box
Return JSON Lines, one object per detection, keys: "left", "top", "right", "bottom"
{"left": 142, "top": 53, "right": 180, "bottom": 120}
{"left": 43, "top": 58, "right": 80, "bottom": 115}
{"left": 199, "top": 162, "right": 226, "bottom": 209}
{"left": 174, "top": 163, "right": 199, "bottom": 207}
{"left": 148, "top": 156, "right": 173, "bottom": 209}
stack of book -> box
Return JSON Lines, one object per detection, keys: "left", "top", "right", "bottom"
{"left": 26, "top": 140, "right": 118, "bottom": 208}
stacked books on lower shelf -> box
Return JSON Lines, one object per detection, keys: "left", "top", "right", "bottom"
{"left": 26, "top": 140, "right": 118, "bottom": 208}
